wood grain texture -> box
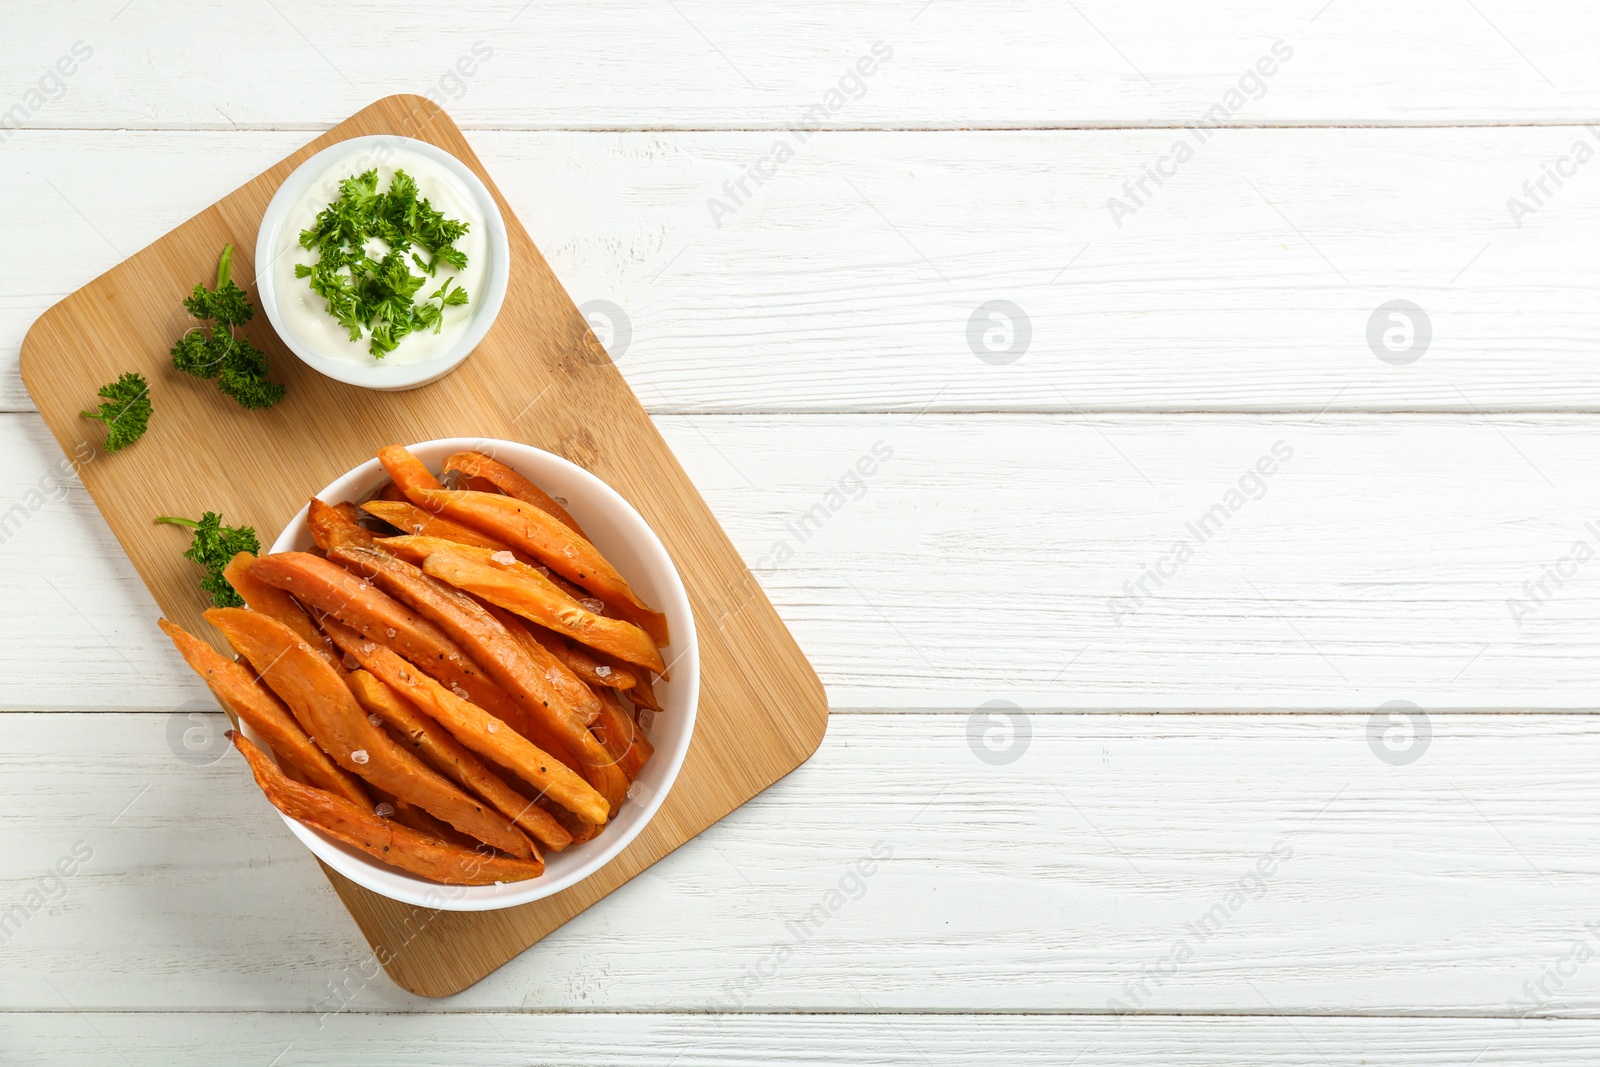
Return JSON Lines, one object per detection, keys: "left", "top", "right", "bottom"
{"left": 0, "top": 1, "right": 1594, "bottom": 129}
{"left": 5, "top": 713, "right": 1600, "bottom": 1016}
{"left": 8, "top": 1012, "right": 1600, "bottom": 1066}
{"left": 4, "top": 126, "right": 1596, "bottom": 415}
{"left": 15, "top": 96, "right": 828, "bottom": 997}
{"left": 5, "top": 411, "right": 1599, "bottom": 714}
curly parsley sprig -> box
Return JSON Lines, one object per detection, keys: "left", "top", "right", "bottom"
{"left": 295, "top": 168, "right": 471, "bottom": 358}
{"left": 154, "top": 511, "right": 259, "bottom": 608}
{"left": 79, "top": 371, "right": 152, "bottom": 452}
{"left": 170, "top": 244, "right": 286, "bottom": 410}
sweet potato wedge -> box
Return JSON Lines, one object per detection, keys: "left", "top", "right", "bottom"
{"left": 159, "top": 618, "right": 369, "bottom": 807}
{"left": 377, "top": 444, "right": 445, "bottom": 498}
{"left": 477, "top": 600, "right": 606, "bottom": 724}
{"left": 549, "top": 570, "right": 620, "bottom": 618}
{"left": 477, "top": 601, "right": 614, "bottom": 718}
{"left": 205, "top": 608, "right": 535, "bottom": 859}
{"left": 374, "top": 533, "right": 520, "bottom": 570}
{"left": 221, "top": 551, "right": 342, "bottom": 668}
{"left": 305, "top": 496, "right": 376, "bottom": 551}
{"left": 386, "top": 533, "right": 594, "bottom": 617}
{"left": 361, "top": 500, "right": 515, "bottom": 552}
{"left": 230, "top": 732, "right": 545, "bottom": 885}
{"left": 533, "top": 627, "right": 639, "bottom": 691}
{"left": 409, "top": 486, "right": 670, "bottom": 646}
{"left": 367, "top": 784, "right": 468, "bottom": 844}
{"left": 592, "top": 683, "right": 653, "bottom": 780}
{"left": 348, "top": 670, "right": 573, "bottom": 851}
{"left": 456, "top": 473, "right": 503, "bottom": 495}
{"left": 305, "top": 498, "right": 362, "bottom": 552}
{"left": 246, "top": 551, "right": 526, "bottom": 727}
{"left": 628, "top": 676, "right": 662, "bottom": 713}
{"left": 441, "top": 450, "right": 586, "bottom": 536}
{"left": 416, "top": 542, "right": 665, "bottom": 673}
{"left": 324, "top": 618, "right": 611, "bottom": 825}
{"left": 541, "top": 802, "right": 604, "bottom": 845}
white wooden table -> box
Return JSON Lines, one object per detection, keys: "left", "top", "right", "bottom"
{"left": 3, "top": 2, "right": 1598, "bottom": 1062}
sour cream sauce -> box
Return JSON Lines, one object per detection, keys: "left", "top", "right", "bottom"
{"left": 271, "top": 143, "right": 487, "bottom": 366}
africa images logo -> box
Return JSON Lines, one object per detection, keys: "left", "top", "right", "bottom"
{"left": 1108, "top": 441, "right": 1294, "bottom": 625}
{"left": 1105, "top": 40, "right": 1294, "bottom": 228}
{"left": 706, "top": 41, "right": 894, "bottom": 228}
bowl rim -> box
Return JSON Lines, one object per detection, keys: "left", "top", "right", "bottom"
{"left": 253, "top": 135, "right": 512, "bottom": 392}
{"left": 258, "top": 437, "right": 699, "bottom": 911}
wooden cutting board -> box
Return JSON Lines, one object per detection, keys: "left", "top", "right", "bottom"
{"left": 19, "top": 95, "right": 828, "bottom": 997}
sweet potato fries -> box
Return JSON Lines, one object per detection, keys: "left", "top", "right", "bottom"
{"left": 160, "top": 444, "right": 669, "bottom": 885}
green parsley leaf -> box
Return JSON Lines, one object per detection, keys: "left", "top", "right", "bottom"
{"left": 79, "top": 371, "right": 152, "bottom": 453}
{"left": 154, "top": 511, "right": 259, "bottom": 608}
{"left": 170, "top": 244, "right": 286, "bottom": 409}
{"left": 296, "top": 168, "right": 471, "bottom": 358}
{"left": 432, "top": 277, "right": 470, "bottom": 307}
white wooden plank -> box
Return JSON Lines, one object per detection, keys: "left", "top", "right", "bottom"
{"left": 0, "top": 415, "right": 204, "bottom": 711}
{"left": 5, "top": 1012, "right": 1599, "bottom": 1067}
{"left": 4, "top": 411, "right": 1599, "bottom": 712}
{"left": 2, "top": 132, "right": 306, "bottom": 414}
{"left": 0, "top": 1, "right": 1593, "bottom": 130}
{"left": 3, "top": 711, "right": 1599, "bottom": 1014}
{"left": 691, "top": 413, "right": 1600, "bottom": 712}
{"left": 5, "top": 127, "right": 1598, "bottom": 414}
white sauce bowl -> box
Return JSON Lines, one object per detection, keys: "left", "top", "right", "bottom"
{"left": 258, "top": 439, "right": 699, "bottom": 911}
{"left": 255, "top": 136, "right": 510, "bottom": 391}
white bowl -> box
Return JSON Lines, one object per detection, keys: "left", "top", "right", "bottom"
{"left": 258, "top": 438, "right": 699, "bottom": 911}
{"left": 254, "top": 136, "right": 511, "bottom": 391}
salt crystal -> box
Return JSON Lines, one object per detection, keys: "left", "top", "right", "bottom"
{"left": 536, "top": 566, "right": 550, "bottom": 576}
{"left": 553, "top": 496, "right": 569, "bottom": 507}
{"left": 368, "top": 714, "right": 383, "bottom": 727}
{"left": 595, "top": 665, "right": 611, "bottom": 678}
{"left": 580, "top": 598, "right": 604, "bottom": 614}
{"left": 342, "top": 652, "right": 360, "bottom": 671}
{"left": 626, "top": 780, "right": 642, "bottom": 801}
{"left": 494, "top": 880, "right": 504, "bottom": 886}
{"left": 638, "top": 710, "right": 655, "bottom": 731}
{"left": 486, "top": 721, "right": 498, "bottom": 733}
{"left": 563, "top": 545, "right": 578, "bottom": 558}
{"left": 411, "top": 524, "right": 424, "bottom": 534}
{"left": 490, "top": 550, "right": 515, "bottom": 565}
{"left": 374, "top": 802, "right": 394, "bottom": 818}
{"left": 398, "top": 670, "right": 410, "bottom": 682}
{"left": 385, "top": 628, "right": 397, "bottom": 638}
{"left": 362, "top": 643, "right": 375, "bottom": 653}
{"left": 351, "top": 749, "right": 370, "bottom": 765}
{"left": 451, "top": 685, "right": 468, "bottom": 699}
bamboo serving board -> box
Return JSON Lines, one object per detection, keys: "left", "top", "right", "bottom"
{"left": 19, "top": 95, "right": 828, "bottom": 997}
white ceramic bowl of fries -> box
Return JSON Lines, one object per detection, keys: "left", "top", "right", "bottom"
{"left": 252, "top": 438, "right": 698, "bottom": 911}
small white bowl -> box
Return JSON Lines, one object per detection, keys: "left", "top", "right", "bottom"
{"left": 254, "top": 136, "right": 510, "bottom": 391}
{"left": 258, "top": 438, "right": 699, "bottom": 911}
